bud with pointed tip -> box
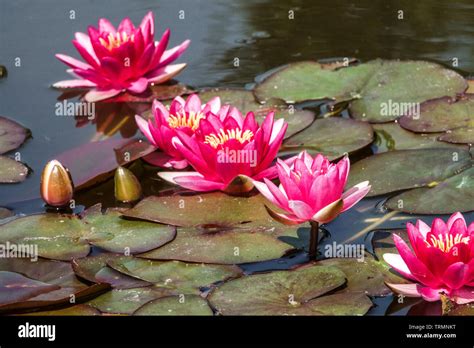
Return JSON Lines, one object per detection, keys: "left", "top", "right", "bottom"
{"left": 40, "top": 160, "right": 74, "bottom": 207}
{"left": 114, "top": 166, "right": 142, "bottom": 203}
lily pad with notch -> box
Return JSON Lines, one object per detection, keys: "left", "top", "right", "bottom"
{"left": 133, "top": 295, "right": 213, "bottom": 316}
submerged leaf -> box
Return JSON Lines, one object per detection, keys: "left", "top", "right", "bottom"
{"left": 0, "top": 116, "right": 29, "bottom": 155}
{"left": 0, "top": 156, "right": 28, "bottom": 183}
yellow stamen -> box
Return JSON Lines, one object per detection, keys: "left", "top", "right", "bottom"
{"left": 167, "top": 111, "right": 205, "bottom": 131}
{"left": 204, "top": 129, "right": 254, "bottom": 148}
{"left": 425, "top": 233, "right": 470, "bottom": 253}
{"left": 99, "top": 32, "right": 135, "bottom": 51}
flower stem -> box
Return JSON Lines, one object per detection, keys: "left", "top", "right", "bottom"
{"left": 309, "top": 221, "right": 319, "bottom": 260}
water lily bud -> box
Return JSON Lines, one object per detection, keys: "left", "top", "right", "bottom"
{"left": 40, "top": 160, "right": 74, "bottom": 207}
{"left": 114, "top": 166, "right": 142, "bottom": 203}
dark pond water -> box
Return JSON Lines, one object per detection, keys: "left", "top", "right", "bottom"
{"left": 1, "top": 0, "right": 474, "bottom": 315}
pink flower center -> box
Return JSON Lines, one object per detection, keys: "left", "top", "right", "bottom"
{"left": 204, "top": 128, "right": 254, "bottom": 148}
{"left": 425, "top": 233, "right": 470, "bottom": 253}
{"left": 167, "top": 111, "right": 205, "bottom": 131}
{"left": 99, "top": 32, "right": 135, "bottom": 51}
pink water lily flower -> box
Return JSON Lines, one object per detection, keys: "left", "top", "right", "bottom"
{"left": 158, "top": 106, "right": 288, "bottom": 193}
{"left": 253, "top": 151, "right": 371, "bottom": 225}
{"left": 135, "top": 94, "right": 221, "bottom": 169}
{"left": 384, "top": 213, "right": 474, "bottom": 304}
{"left": 54, "top": 12, "right": 190, "bottom": 102}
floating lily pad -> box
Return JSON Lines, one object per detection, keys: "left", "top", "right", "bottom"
{"left": 0, "top": 116, "right": 29, "bottom": 154}
{"left": 108, "top": 257, "right": 241, "bottom": 294}
{"left": 372, "top": 122, "right": 464, "bottom": 153}
{"left": 399, "top": 96, "right": 474, "bottom": 145}
{"left": 139, "top": 226, "right": 295, "bottom": 264}
{"left": 198, "top": 88, "right": 314, "bottom": 138}
{"left": 19, "top": 304, "right": 101, "bottom": 316}
{"left": 56, "top": 138, "right": 154, "bottom": 190}
{"left": 282, "top": 117, "right": 373, "bottom": 159}
{"left": 446, "top": 303, "right": 474, "bottom": 316}
{"left": 255, "top": 60, "right": 466, "bottom": 122}
{"left": 72, "top": 254, "right": 152, "bottom": 289}
{"left": 347, "top": 149, "right": 472, "bottom": 197}
{"left": 0, "top": 206, "right": 175, "bottom": 261}
{"left": 81, "top": 205, "right": 176, "bottom": 254}
{"left": 0, "top": 156, "right": 29, "bottom": 183}
{"left": 209, "top": 264, "right": 372, "bottom": 315}
{"left": 105, "top": 83, "right": 194, "bottom": 103}
{"left": 385, "top": 166, "right": 474, "bottom": 214}
{"left": 133, "top": 295, "right": 213, "bottom": 316}
{"left": 0, "top": 271, "right": 59, "bottom": 306}
{"left": 87, "top": 287, "right": 176, "bottom": 314}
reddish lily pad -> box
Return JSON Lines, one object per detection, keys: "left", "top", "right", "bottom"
{"left": 372, "top": 122, "right": 465, "bottom": 153}
{"left": 0, "top": 116, "right": 29, "bottom": 154}
{"left": 87, "top": 287, "right": 174, "bottom": 314}
{"left": 198, "top": 88, "right": 314, "bottom": 138}
{"left": 19, "top": 304, "right": 101, "bottom": 316}
{"left": 133, "top": 295, "right": 213, "bottom": 316}
{"left": 0, "top": 156, "right": 29, "bottom": 183}
{"left": 81, "top": 204, "right": 176, "bottom": 254}
{"left": 107, "top": 257, "right": 242, "bottom": 294}
{"left": 209, "top": 264, "right": 372, "bottom": 315}
{"left": 56, "top": 138, "right": 154, "bottom": 190}
{"left": 0, "top": 207, "right": 13, "bottom": 220}
{"left": 346, "top": 148, "right": 472, "bottom": 197}
{"left": 0, "top": 271, "right": 59, "bottom": 306}
{"left": 255, "top": 60, "right": 466, "bottom": 123}
{"left": 385, "top": 166, "right": 474, "bottom": 214}
{"left": 282, "top": 117, "right": 373, "bottom": 159}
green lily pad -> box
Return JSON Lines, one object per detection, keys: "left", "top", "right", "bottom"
{"left": 318, "top": 257, "right": 395, "bottom": 296}
{"left": 0, "top": 116, "right": 29, "bottom": 155}
{"left": 0, "top": 156, "right": 29, "bottom": 183}
{"left": 72, "top": 254, "right": 152, "bottom": 289}
{"left": 87, "top": 287, "right": 176, "bottom": 314}
{"left": 108, "top": 257, "right": 241, "bottom": 294}
{"left": 19, "top": 304, "right": 101, "bottom": 316}
{"left": 347, "top": 148, "right": 472, "bottom": 197}
{"left": 385, "top": 166, "right": 474, "bottom": 214}
{"left": 0, "top": 214, "right": 90, "bottom": 260}
{"left": 139, "top": 226, "right": 295, "bottom": 264}
{"left": 133, "top": 295, "right": 213, "bottom": 316}
{"left": 0, "top": 271, "right": 59, "bottom": 306}
{"left": 81, "top": 204, "right": 176, "bottom": 254}
{"left": 255, "top": 60, "right": 467, "bottom": 123}
{"left": 372, "top": 122, "right": 465, "bottom": 153}
{"left": 198, "top": 88, "right": 314, "bottom": 138}
{"left": 282, "top": 117, "right": 373, "bottom": 159}
{"left": 208, "top": 264, "right": 372, "bottom": 315}
{"left": 0, "top": 206, "right": 175, "bottom": 261}
{"left": 399, "top": 96, "right": 474, "bottom": 144}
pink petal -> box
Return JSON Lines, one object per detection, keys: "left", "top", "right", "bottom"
{"left": 252, "top": 180, "right": 283, "bottom": 209}
{"left": 447, "top": 212, "right": 466, "bottom": 231}
{"left": 147, "top": 63, "right": 187, "bottom": 84}
{"left": 135, "top": 115, "right": 156, "bottom": 146}
{"left": 385, "top": 283, "right": 423, "bottom": 298}
{"left": 202, "top": 97, "right": 221, "bottom": 115}
{"left": 53, "top": 79, "right": 96, "bottom": 88}
{"left": 383, "top": 253, "right": 417, "bottom": 281}
{"left": 288, "top": 200, "right": 313, "bottom": 220}
{"left": 418, "top": 287, "right": 443, "bottom": 302}
{"left": 56, "top": 53, "right": 92, "bottom": 70}
{"left": 155, "top": 40, "right": 191, "bottom": 69}
{"left": 442, "top": 262, "right": 468, "bottom": 290}
{"left": 159, "top": 172, "right": 224, "bottom": 192}
{"left": 264, "top": 206, "right": 304, "bottom": 225}
{"left": 312, "top": 198, "right": 343, "bottom": 224}
{"left": 98, "top": 18, "right": 116, "bottom": 34}
{"left": 185, "top": 94, "right": 202, "bottom": 113}
{"left": 84, "top": 89, "right": 122, "bottom": 102}
{"left": 341, "top": 181, "right": 371, "bottom": 212}
{"left": 452, "top": 287, "right": 474, "bottom": 304}
{"left": 143, "top": 152, "right": 187, "bottom": 169}
{"left": 128, "top": 77, "right": 149, "bottom": 94}
{"left": 416, "top": 220, "right": 431, "bottom": 237}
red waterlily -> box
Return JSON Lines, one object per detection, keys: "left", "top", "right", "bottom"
{"left": 135, "top": 94, "right": 221, "bottom": 169}
{"left": 384, "top": 213, "right": 474, "bottom": 304}
{"left": 54, "top": 12, "right": 190, "bottom": 102}
{"left": 158, "top": 105, "right": 288, "bottom": 193}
